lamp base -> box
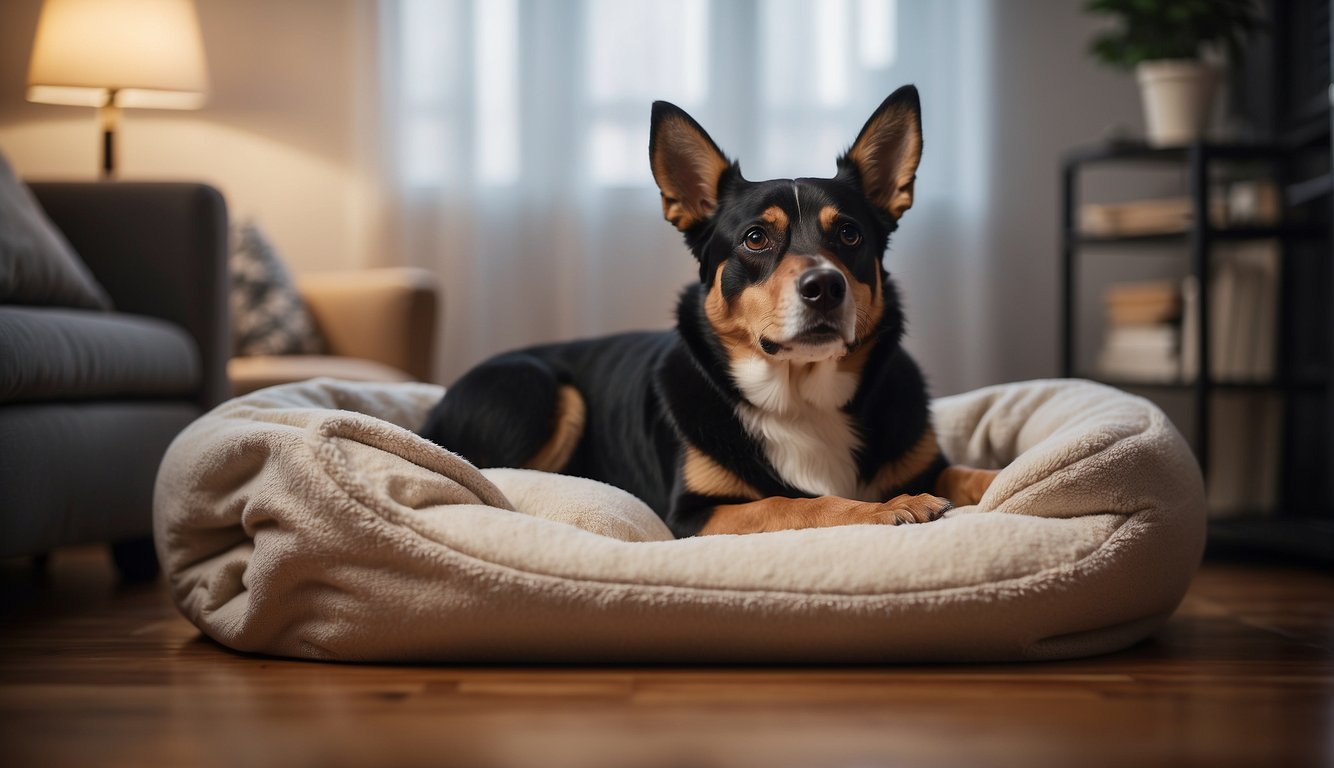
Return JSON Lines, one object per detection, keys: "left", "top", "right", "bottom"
{"left": 97, "top": 96, "right": 118, "bottom": 179}
{"left": 101, "top": 127, "right": 114, "bottom": 178}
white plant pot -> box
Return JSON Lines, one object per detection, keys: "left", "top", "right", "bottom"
{"left": 1136, "top": 60, "right": 1219, "bottom": 146}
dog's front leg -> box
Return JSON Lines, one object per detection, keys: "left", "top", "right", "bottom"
{"left": 934, "top": 466, "right": 1000, "bottom": 506}
{"left": 695, "top": 494, "right": 951, "bottom": 535}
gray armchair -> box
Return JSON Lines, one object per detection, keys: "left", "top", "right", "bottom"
{"left": 0, "top": 181, "right": 229, "bottom": 578}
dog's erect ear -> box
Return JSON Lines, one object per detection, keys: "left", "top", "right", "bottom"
{"left": 838, "top": 85, "right": 923, "bottom": 221}
{"left": 650, "top": 101, "right": 732, "bottom": 231}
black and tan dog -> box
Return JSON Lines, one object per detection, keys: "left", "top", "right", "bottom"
{"left": 420, "top": 85, "right": 998, "bottom": 537}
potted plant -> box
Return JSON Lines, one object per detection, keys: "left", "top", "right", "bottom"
{"left": 1086, "top": 0, "right": 1263, "bottom": 146}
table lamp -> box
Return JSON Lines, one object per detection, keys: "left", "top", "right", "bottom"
{"left": 25, "top": 0, "right": 209, "bottom": 178}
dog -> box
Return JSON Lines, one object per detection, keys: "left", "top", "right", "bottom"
{"left": 419, "top": 85, "right": 999, "bottom": 537}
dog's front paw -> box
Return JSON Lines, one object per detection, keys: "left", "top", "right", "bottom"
{"left": 873, "top": 493, "right": 952, "bottom": 525}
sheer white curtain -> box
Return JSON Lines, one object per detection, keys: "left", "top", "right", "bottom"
{"left": 377, "top": 0, "right": 994, "bottom": 392}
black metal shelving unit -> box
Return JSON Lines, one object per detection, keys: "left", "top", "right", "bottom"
{"left": 1060, "top": 141, "right": 1334, "bottom": 560}
{"left": 1060, "top": 142, "right": 1325, "bottom": 476}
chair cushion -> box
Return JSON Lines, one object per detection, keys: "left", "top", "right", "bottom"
{"left": 0, "top": 153, "right": 112, "bottom": 310}
{"left": 0, "top": 306, "right": 199, "bottom": 403}
{"left": 227, "top": 355, "right": 413, "bottom": 396}
{"left": 155, "top": 378, "right": 1207, "bottom": 663}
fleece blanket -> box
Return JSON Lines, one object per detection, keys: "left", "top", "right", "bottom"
{"left": 154, "top": 378, "right": 1206, "bottom": 663}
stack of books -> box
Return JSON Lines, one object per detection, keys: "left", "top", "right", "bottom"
{"left": 1093, "top": 248, "right": 1280, "bottom": 385}
{"left": 1080, "top": 196, "right": 1225, "bottom": 237}
{"left": 1097, "top": 280, "right": 1182, "bottom": 382}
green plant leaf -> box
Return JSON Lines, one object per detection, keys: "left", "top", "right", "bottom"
{"left": 1084, "top": 0, "right": 1263, "bottom": 69}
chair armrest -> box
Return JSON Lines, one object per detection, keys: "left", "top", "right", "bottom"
{"left": 296, "top": 267, "right": 439, "bottom": 382}
{"left": 28, "top": 182, "right": 230, "bottom": 409}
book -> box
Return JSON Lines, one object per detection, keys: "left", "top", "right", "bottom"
{"left": 1079, "top": 180, "right": 1273, "bottom": 238}
{"left": 1105, "top": 279, "right": 1178, "bottom": 306}
{"left": 1097, "top": 325, "right": 1180, "bottom": 381}
{"left": 1097, "top": 279, "right": 1184, "bottom": 381}
{"left": 1080, "top": 197, "right": 1226, "bottom": 237}
{"left": 1181, "top": 241, "right": 1280, "bottom": 382}
{"left": 1104, "top": 279, "right": 1182, "bottom": 327}
{"left": 1233, "top": 241, "right": 1279, "bottom": 380}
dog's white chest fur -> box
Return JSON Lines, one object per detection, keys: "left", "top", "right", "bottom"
{"left": 731, "top": 357, "right": 867, "bottom": 499}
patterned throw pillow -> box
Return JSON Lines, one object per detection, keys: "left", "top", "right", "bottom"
{"left": 229, "top": 220, "right": 325, "bottom": 356}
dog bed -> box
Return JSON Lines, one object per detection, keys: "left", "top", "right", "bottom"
{"left": 154, "top": 377, "right": 1205, "bottom": 663}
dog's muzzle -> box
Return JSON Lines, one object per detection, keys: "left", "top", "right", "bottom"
{"left": 759, "top": 266, "right": 856, "bottom": 359}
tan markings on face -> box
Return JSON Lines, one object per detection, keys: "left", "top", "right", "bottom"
{"left": 761, "top": 205, "right": 789, "bottom": 232}
{"left": 705, "top": 262, "right": 755, "bottom": 362}
{"left": 522, "top": 385, "right": 586, "bottom": 473}
{"left": 818, "top": 205, "right": 840, "bottom": 232}
{"left": 704, "top": 255, "right": 814, "bottom": 360}
{"left": 869, "top": 427, "right": 941, "bottom": 498}
{"left": 824, "top": 251, "right": 883, "bottom": 342}
{"left": 762, "top": 254, "right": 813, "bottom": 334}
{"left": 682, "top": 445, "right": 761, "bottom": 500}
{"left": 816, "top": 206, "right": 883, "bottom": 352}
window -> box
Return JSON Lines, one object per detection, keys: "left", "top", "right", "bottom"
{"left": 391, "top": 0, "right": 898, "bottom": 188}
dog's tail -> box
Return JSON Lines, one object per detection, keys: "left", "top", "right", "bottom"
{"left": 418, "top": 352, "right": 585, "bottom": 473}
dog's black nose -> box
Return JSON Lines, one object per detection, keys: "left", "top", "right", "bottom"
{"left": 797, "top": 268, "right": 847, "bottom": 313}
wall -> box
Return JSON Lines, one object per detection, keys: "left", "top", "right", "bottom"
{"left": 974, "top": 0, "right": 1158, "bottom": 388}
{"left": 0, "top": 0, "right": 381, "bottom": 274}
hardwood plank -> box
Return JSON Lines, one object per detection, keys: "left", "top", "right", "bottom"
{"left": 1, "top": 548, "right": 1331, "bottom": 768}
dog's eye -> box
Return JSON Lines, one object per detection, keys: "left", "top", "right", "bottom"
{"left": 743, "top": 227, "right": 769, "bottom": 251}
{"left": 838, "top": 222, "right": 862, "bottom": 247}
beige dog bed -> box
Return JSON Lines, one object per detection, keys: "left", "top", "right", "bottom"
{"left": 154, "top": 377, "right": 1205, "bottom": 663}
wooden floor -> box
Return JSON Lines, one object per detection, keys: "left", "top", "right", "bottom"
{"left": 1, "top": 548, "right": 1331, "bottom": 768}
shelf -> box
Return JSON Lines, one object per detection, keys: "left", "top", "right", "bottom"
{"left": 1064, "top": 142, "right": 1288, "bottom": 167}
{"left": 1074, "top": 231, "right": 1191, "bottom": 246}
{"left": 1079, "top": 376, "right": 1328, "bottom": 393}
{"left": 1207, "top": 517, "right": 1334, "bottom": 564}
{"left": 1070, "top": 224, "right": 1328, "bottom": 247}
{"left": 1287, "top": 173, "right": 1333, "bottom": 207}
{"left": 1280, "top": 119, "right": 1334, "bottom": 151}
{"left": 1214, "top": 224, "right": 1328, "bottom": 240}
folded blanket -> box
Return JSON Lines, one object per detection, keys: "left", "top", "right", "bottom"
{"left": 154, "top": 377, "right": 1205, "bottom": 662}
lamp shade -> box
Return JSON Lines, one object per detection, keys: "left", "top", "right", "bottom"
{"left": 26, "top": 0, "right": 208, "bottom": 110}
